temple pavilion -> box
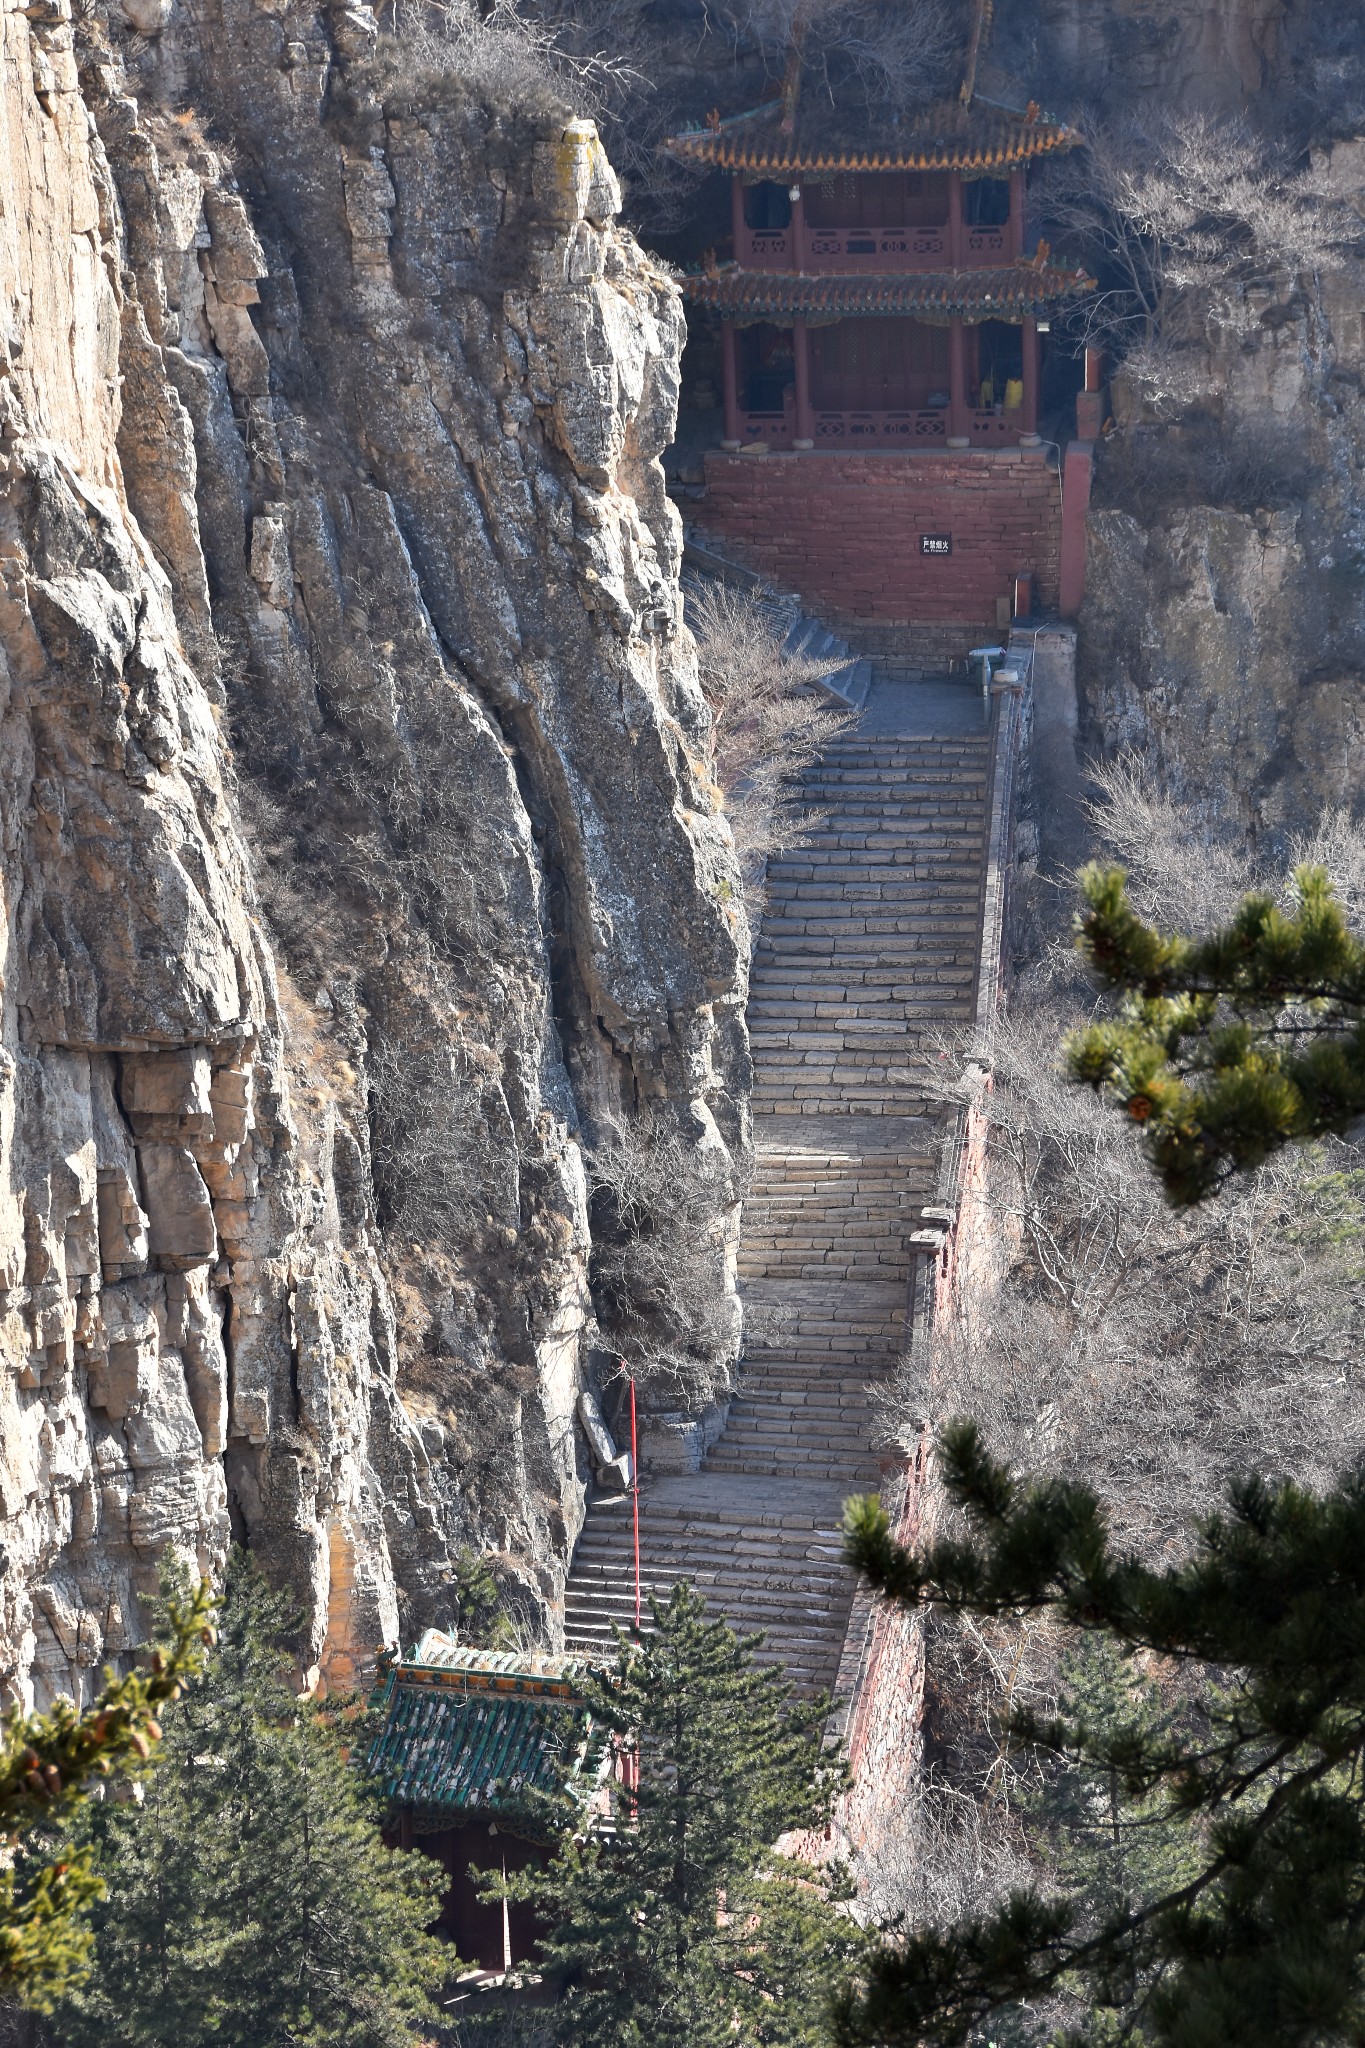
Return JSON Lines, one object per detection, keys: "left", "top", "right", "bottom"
{"left": 369, "top": 1634, "right": 613, "bottom": 1972}
{"left": 664, "top": 83, "right": 1093, "bottom": 453}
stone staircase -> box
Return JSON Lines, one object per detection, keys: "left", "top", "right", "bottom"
{"left": 782, "top": 613, "right": 873, "bottom": 712}
{"left": 563, "top": 705, "right": 993, "bottom": 1693}
{"left": 749, "top": 740, "right": 990, "bottom": 1118}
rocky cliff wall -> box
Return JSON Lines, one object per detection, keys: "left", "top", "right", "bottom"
{"left": 0, "top": 0, "right": 747, "bottom": 1707}
{"left": 993, "top": 0, "right": 1289, "bottom": 108}
{"left": 1077, "top": 138, "right": 1365, "bottom": 847}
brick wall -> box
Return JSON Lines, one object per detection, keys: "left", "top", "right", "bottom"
{"left": 832, "top": 1447, "right": 930, "bottom": 1870}
{"left": 698, "top": 448, "right": 1063, "bottom": 629}
{"left": 841, "top": 622, "right": 986, "bottom": 678}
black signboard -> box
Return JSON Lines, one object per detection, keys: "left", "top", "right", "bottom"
{"left": 920, "top": 533, "right": 952, "bottom": 556}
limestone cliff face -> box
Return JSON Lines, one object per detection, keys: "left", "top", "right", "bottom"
{"left": 995, "top": 0, "right": 1288, "bottom": 107}
{"left": 1078, "top": 142, "right": 1365, "bottom": 845}
{"left": 0, "top": 0, "right": 747, "bottom": 1707}
{"left": 986, "top": 0, "right": 1365, "bottom": 846}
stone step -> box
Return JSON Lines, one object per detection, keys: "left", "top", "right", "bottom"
{"left": 764, "top": 854, "right": 983, "bottom": 868}
{"left": 754, "top": 945, "right": 980, "bottom": 965}
{"left": 751, "top": 1071, "right": 957, "bottom": 1097}
{"left": 722, "top": 1417, "right": 887, "bottom": 1446}
{"left": 748, "top": 1018, "right": 968, "bottom": 1044}
{"left": 755, "top": 934, "right": 979, "bottom": 955}
{"left": 702, "top": 1445, "right": 880, "bottom": 1474}
{"left": 728, "top": 1376, "right": 894, "bottom": 1405}
{"left": 740, "top": 1247, "right": 923, "bottom": 1269}
{"left": 745, "top": 1189, "right": 934, "bottom": 1208}
{"left": 569, "top": 1534, "right": 851, "bottom": 1580}
{"left": 563, "top": 691, "right": 990, "bottom": 1689}
{"left": 752, "top": 1099, "right": 940, "bottom": 1119}
{"left": 749, "top": 991, "right": 970, "bottom": 1015}
{"left": 740, "top": 1263, "right": 920, "bottom": 1285}
{"left": 566, "top": 1549, "right": 851, "bottom": 1603}
{"left": 745, "top": 1172, "right": 935, "bottom": 1190}
{"left": 801, "top": 786, "right": 984, "bottom": 797}
{"left": 746, "top": 1195, "right": 933, "bottom": 1212}
{"left": 738, "top": 1228, "right": 923, "bottom": 1253}
{"left": 563, "top": 1611, "right": 846, "bottom": 1677}
{"left": 804, "top": 758, "right": 989, "bottom": 774}
{"left": 710, "top": 1423, "right": 879, "bottom": 1456}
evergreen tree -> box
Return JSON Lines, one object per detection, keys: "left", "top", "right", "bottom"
{"left": 1068, "top": 861, "right": 1365, "bottom": 1204}
{"left": 0, "top": 1579, "right": 212, "bottom": 2010}
{"left": 1029, "top": 1637, "right": 1199, "bottom": 1947}
{"left": 502, "top": 1583, "right": 863, "bottom": 2047}
{"left": 838, "top": 1421, "right": 1365, "bottom": 2047}
{"left": 54, "top": 1551, "right": 446, "bottom": 2048}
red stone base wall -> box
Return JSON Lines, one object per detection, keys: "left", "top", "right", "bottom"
{"left": 698, "top": 448, "right": 1063, "bottom": 629}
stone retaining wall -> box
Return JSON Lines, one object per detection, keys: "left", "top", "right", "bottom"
{"left": 697, "top": 449, "right": 1064, "bottom": 629}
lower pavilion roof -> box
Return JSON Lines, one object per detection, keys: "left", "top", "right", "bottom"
{"left": 681, "top": 261, "right": 1094, "bottom": 323}
{"left": 368, "top": 1633, "right": 608, "bottom": 1839}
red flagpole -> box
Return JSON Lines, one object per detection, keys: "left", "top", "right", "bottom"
{"left": 628, "top": 1371, "right": 641, "bottom": 1636}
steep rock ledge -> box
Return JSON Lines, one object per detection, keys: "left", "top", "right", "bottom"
{"left": 0, "top": 0, "right": 747, "bottom": 1706}
{"left": 1078, "top": 149, "right": 1365, "bottom": 843}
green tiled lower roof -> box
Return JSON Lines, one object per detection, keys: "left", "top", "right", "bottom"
{"left": 368, "top": 1632, "right": 607, "bottom": 1839}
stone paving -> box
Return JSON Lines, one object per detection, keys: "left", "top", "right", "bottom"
{"left": 563, "top": 678, "right": 993, "bottom": 1691}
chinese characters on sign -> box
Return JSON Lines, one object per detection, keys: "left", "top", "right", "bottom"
{"left": 920, "top": 534, "right": 952, "bottom": 556}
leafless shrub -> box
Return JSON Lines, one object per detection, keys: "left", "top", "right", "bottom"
{"left": 688, "top": 580, "right": 855, "bottom": 919}
{"left": 513, "top": 0, "right": 713, "bottom": 232}
{"left": 860, "top": 1760, "right": 1039, "bottom": 1930}
{"left": 587, "top": 1114, "right": 743, "bottom": 1409}
{"left": 443, "top": 0, "right": 968, "bottom": 232}
{"left": 861, "top": 1602, "right": 1056, "bottom": 1931}
{"left": 853, "top": 1607, "right": 1069, "bottom": 1965}
{"left": 388, "top": 0, "right": 642, "bottom": 113}
{"left": 1090, "top": 420, "right": 1316, "bottom": 523}
{"left": 1080, "top": 759, "right": 1365, "bottom": 929}
{"left": 365, "top": 1023, "right": 488, "bottom": 1247}
{"left": 728, "top": 0, "right": 965, "bottom": 116}
{"left": 881, "top": 782, "right": 1365, "bottom": 1562}
{"left": 1079, "top": 754, "right": 1260, "bottom": 927}
{"left": 869, "top": 779, "right": 1365, "bottom": 1934}
{"left": 1040, "top": 108, "right": 1351, "bottom": 368}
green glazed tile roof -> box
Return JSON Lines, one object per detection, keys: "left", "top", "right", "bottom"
{"left": 368, "top": 1631, "right": 606, "bottom": 1834}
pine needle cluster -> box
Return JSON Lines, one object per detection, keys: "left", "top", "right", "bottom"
{"left": 0, "top": 1578, "right": 213, "bottom": 2009}
{"left": 840, "top": 1422, "right": 1365, "bottom": 2046}
{"left": 1068, "top": 862, "right": 1365, "bottom": 1204}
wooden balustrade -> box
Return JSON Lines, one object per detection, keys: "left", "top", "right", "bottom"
{"left": 734, "top": 224, "right": 1016, "bottom": 273}
{"left": 733, "top": 402, "right": 1027, "bottom": 450}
